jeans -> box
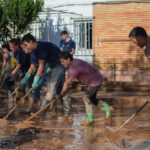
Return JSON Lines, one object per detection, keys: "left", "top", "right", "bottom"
{"left": 34, "top": 75, "right": 46, "bottom": 99}
{"left": 41, "top": 65, "right": 66, "bottom": 110}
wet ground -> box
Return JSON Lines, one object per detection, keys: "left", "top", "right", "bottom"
{"left": 0, "top": 84, "right": 150, "bottom": 150}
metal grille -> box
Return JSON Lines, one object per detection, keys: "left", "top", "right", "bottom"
{"left": 73, "top": 18, "right": 93, "bottom": 50}
{"left": 31, "top": 21, "right": 45, "bottom": 40}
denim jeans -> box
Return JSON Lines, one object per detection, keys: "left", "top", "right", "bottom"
{"left": 41, "top": 65, "right": 66, "bottom": 109}
{"left": 34, "top": 75, "right": 46, "bottom": 99}
{"left": 20, "top": 74, "right": 46, "bottom": 101}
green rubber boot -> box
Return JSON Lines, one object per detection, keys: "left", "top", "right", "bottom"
{"left": 97, "top": 100, "right": 113, "bottom": 119}
{"left": 81, "top": 104, "right": 94, "bottom": 126}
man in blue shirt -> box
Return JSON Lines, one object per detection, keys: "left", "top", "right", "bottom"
{"left": 60, "top": 30, "right": 76, "bottom": 55}
{"left": 2, "top": 38, "right": 44, "bottom": 112}
{"left": 2, "top": 38, "right": 31, "bottom": 110}
{"left": 20, "top": 47, "right": 47, "bottom": 113}
{"left": 22, "top": 33, "right": 66, "bottom": 119}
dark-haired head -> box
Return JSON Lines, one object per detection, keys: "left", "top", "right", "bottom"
{"left": 9, "top": 38, "right": 21, "bottom": 52}
{"left": 59, "top": 52, "right": 73, "bottom": 68}
{"left": 129, "top": 26, "right": 148, "bottom": 48}
{"left": 2, "top": 43, "right": 11, "bottom": 52}
{"left": 129, "top": 27, "right": 148, "bottom": 38}
{"left": 22, "top": 33, "right": 36, "bottom": 43}
{"left": 61, "top": 30, "right": 68, "bottom": 35}
{"left": 61, "top": 30, "right": 69, "bottom": 40}
{"left": 22, "top": 33, "right": 37, "bottom": 51}
{"left": 9, "top": 38, "right": 21, "bottom": 46}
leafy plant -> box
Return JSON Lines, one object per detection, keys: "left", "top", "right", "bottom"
{"left": 0, "top": 0, "right": 44, "bottom": 43}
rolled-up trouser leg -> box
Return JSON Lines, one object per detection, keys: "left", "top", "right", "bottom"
{"left": 82, "top": 86, "right": 101, "bottom": 124}
{"left": 63, "top": 95, "right": 71, "bottom": 117}
{"left": 83, "top": 94, "right": 94, "bottom": 123}
{"left": 41, "top": 65, "right": 66, "bottom": 116}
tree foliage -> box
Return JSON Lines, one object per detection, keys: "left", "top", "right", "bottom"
{"left": 0, "top": 0, "right": 44, "bottom": 43}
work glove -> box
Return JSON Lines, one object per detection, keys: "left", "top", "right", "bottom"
{"left": 20, "top": 72, "right": 31, "bottom": 86}
{"left": 32, "top": 75, "right": 40, "bottom": 89}
{"left": 45, "top": 63, "right": 51, "bottom": 73}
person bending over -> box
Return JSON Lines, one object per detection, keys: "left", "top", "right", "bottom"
{"left": 59, "top": 52, "right": 113, "bottom": 126}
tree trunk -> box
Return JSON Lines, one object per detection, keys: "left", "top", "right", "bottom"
{"left": 6, "top": 25, "right": 14, "bottom": 38}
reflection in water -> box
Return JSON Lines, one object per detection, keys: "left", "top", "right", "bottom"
{"left": 0, "top": 90, "right": 150, "bottom": 149}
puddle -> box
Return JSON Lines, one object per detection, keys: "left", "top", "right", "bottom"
{"left": 0, "top": 90, "right": 150, "bottom": 149}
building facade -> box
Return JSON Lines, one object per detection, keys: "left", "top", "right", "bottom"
{"left": 32, "top": 0, "right": 150, "bottom": 82}
{"left": 93, "top": 1, "right": 150, "bottom": 82}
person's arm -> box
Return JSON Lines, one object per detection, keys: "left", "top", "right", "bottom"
{"left": 70, "top": 48, "right": 75, "bottom": 55}
{"left": 31, "top": 60, "right": 45, "bottom": 89}
{"left": 60, "top": 48, "right": 63, "bottom": 52}
{"left": 10, "top": 64, "right": 21, "bottom": 77}
{"left": 36, "top": 60, "right": 45, "bottom": 76}
{"left": 70, "top": 41, "right": 76, "bottom": 55}
{"left": 3, "top": 53, "right": 8, "bottom": 68}
{"left": 20, "top": 64, "right": 36, "bottom": 86}
{"left": 60, "top": 40, "right": 63, "bottom": 52}
{"left": 61, "top": 68, "right": 77, "bottom": 96}
{"left": 28, "top": 64, "right": 35, "bottom": 74}
{"left": 61, "top": 80, "right": 71, "bottom": 96}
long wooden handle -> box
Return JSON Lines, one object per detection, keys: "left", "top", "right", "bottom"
{"left": 0, "top": 69, "right": 4, "bottom": 83}
{"left": 3, "top": 88, "right": 33, "bottom": 120}
{"left": 117, "top": 100, "right": 150, "bottom": 131}
{"left": 25, "top": 99, "right": 57, "bottom": 122}
{"left": 3, "top": 72, "right": 48, "bottom": 120}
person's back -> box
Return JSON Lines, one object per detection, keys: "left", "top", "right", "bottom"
{"left": 68, "top": 58, "right": 103, "bottom": 87}
{"left": 33, "top": 41, "right": 61, "bottom": 68}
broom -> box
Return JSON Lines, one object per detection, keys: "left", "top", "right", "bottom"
{"left": 104, "top": 99, "right": 150, "bottom": 147}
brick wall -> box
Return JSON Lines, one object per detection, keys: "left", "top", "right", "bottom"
{"left": 93, "top": 2, "right": 150, "bottom": 69}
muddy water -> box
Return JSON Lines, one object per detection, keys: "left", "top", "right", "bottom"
{"left": 0, "top": 91, "right": 150, "bottom": 149}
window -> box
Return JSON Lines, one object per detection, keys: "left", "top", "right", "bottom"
{"left": 31, "top": 21, "right": 44, "bottom": 40}
{"left": 73, "top": 18, "right": 93, "bottom": 50}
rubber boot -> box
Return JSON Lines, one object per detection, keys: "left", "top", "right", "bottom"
{"left": 80, "top": 104, "right": 94, "bottom": 126}
{"left": 97, "top": 100, "right": 113, "bottom": 119}
{"left": 8, "top": 91, "right": 14, "bottom": 110}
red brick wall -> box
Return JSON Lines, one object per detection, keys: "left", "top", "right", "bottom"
{"left": 93, "top": 2, "right": 150, "bottom": 69}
